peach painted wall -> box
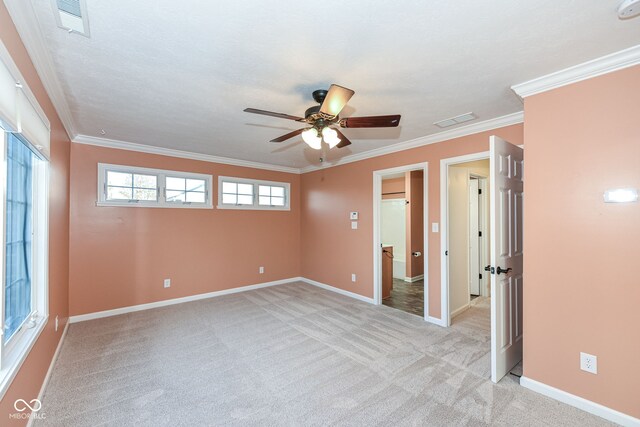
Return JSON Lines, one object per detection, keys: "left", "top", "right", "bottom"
{"left": 523, "top": 65, "right": 640, "bottom": 418}
{"left": 407, "top": 170, "right": 424, "bottom": 278}
{"left": 381, "top": 177, "right": 405, "bottom": 199}
{"left": 0, "top": 4, "right": 70, "bottom": 425}
{"left": 68, "top": 144, "right": 300, "bottom": 315}
{"left": 300, "top": 124, "right": 523, "bottom": 318}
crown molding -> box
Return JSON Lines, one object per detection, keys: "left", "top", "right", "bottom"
{"left": 73, "top": 134, "right": 302, "bottom": 174}
{"left": 3, "top": 0, "right": 77, "bottom": 139}
{"left": 299, "top": 111, "right": 524, "bottom": 173}
{"left": 512, "top": 44, "right": 640, "bottom": 98}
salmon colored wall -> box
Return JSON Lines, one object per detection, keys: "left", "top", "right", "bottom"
{"left": 69, "top": 144, "right": 300, "bottom": 315}
{"left": 523, "top": 66, "right": 640, "bottom": 418}
{"left": 0, "top": 4, "right": 70, "bottom": 425}
{"left": 381, "top": 177, "right": 405, "bottom": 199}
{"left": 300, "top": 124, "right": 523, "bottom": 317}
{"left": 407, "top": 170, "right": 424, "bottom": 278}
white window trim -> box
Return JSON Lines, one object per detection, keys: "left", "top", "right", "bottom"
{"left": 0, "top": 130, "right": 49, "bottom": 400}
{"left": 97, "top": 163, "right": 213, "bottom": 209}
{"left": 217, "top": 176, "right": 291, "bottom": 211}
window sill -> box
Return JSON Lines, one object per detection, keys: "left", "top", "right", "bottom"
{"left": 216, "top": 204, "right": 290, "bottom": 211}
{"left": 0, "top": 315, "right": 48, "bottom": 400}
{"left": 96, "top": 201, "right": 213, "bottom": 209}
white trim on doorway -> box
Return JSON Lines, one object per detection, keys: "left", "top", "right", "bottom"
{"left": 440, "top": 151, "right": 489, "bottom": 326}
{"left": 373, "top": 163, "right": 432, "bottom": 323}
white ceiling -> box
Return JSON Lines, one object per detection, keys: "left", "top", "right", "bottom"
{"left": 24, "top": 0, "right": 640, "bottom": 168}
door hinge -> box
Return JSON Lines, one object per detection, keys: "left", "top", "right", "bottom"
{"left": 445, "top": 250, "right": 448, "bottom": 256}
{"left": 478, "top": 188, "right": 482, "bottom": 195}
{"left": 479, "top": 231, "right": 482, "bottom": 237}
{"left": 479, "top": 273, "right": 482, "bottom": 280}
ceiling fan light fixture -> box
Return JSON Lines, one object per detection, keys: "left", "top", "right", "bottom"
{"left": 302, "top": 128, "right": 322, "bottom": 150}
{"left": 322, "top": 127, "right": 341, "bottom": 148}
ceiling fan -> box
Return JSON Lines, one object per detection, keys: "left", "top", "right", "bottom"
{"left": 243, "top": 84, "right": 401, "bottom": 149}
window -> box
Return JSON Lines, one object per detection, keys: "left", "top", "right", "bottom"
{"left": 97, "top": 164, "right": 213, "bottom": 209}
{"left": 0, "top": 131, "right": 48, "bottom": 395}
{"left": 217, "top": 176, "right": 290, "bottom": 210}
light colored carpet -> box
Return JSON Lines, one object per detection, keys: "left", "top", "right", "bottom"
{"left": 37, "top": 282, "right": 611, "bottom": 426}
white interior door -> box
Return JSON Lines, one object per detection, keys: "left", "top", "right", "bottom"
{"left": 490, "top": 135, "right": 524, "bottom": 383}
{"left": 469, "top": 179, "right": 480, "bottom": 295}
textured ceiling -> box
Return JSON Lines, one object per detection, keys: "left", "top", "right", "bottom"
{"left": 29, "top": 0, "right": 640, "bottom": 168}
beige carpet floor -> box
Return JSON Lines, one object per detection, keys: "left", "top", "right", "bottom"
{"left": 37, "top": 282, "right": 611, "bottom": 426}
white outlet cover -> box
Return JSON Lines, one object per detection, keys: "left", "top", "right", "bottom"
{"left": 580, "top": 352, "right": 598, "bottom": 374}
{"left": 164, "top": 279, "right": 171, "bottom": 288}
{"left": 55, "top": 315, "right": 59, "bottom": 332}
{"left": 351, "top": 274, "right": 356, "bottom": 282}
{"left": 259, "top": 266, "right": 264, "bottom": 274}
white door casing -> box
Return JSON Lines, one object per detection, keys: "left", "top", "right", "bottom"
{"left": 490, "top": 135, "right": 524, "bottom": 383}
{"left": 469, "top": 179, "right": 480, "bottom": 296}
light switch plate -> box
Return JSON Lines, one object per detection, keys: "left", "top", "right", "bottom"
{"left": 432, "top": 223, "right": 439, "bottom": 233}
{"left": 351, "top": 221, "right": 358, "bottom": 229}
{"left": 350, "top": 212, "right": 358, "bottom": 220}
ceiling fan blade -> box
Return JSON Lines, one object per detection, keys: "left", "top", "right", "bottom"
{"left": 334, "top": 129, "right": 352, "bottom": 148}
{"left": 270, "top": 128, "right": 304, "bottom": 143}
{"left": 244, "top": 108, "right": 305, "bottom": 121}
{"left": 319, "top": 84, "right": 355, "bottom": 117}
{"left": 340, "top": 114, "right": 401, "bottom": 128}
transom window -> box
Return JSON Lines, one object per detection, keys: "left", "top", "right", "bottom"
{"left": 98, "top": 164, "right": 212, "bottom": 209}
{"left": 218, "top": 176, "right": 290, "bottom": 210}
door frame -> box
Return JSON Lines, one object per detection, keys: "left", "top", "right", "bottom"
{"left": 440, "top": 151, "right": 489, "bottom": 326}
{"left": 373, "top": 162, "right": 432, "bottom": 322}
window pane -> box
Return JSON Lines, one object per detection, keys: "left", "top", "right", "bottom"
{"left": 222, "top": 182, "right": 236, "bottom": 194}
{"left": 271, "top": 196, "right": 285, "bottom": 206}
{"left": 134, "top": 174, "right": 157, "bottom": 189}
{"left": 259, "top": 185, "right": 270, "bottom": 196}
{"left": 271, "top": 186, "right": 285, "bottom": 197}
{"left": 166, "top": 190, "right": 185, "bottom": 202}
{"left": 166, "top": 176, "right": 185, "bottom": 191}
{"left": 4, "top": 134, "right": 34, "bottom": 342}
{"left": 258, "top": 196, "right": 271, "bottom": 205}
{"left": 186, "top": 192, "right": 205, "bottom": 203}
{"left": 107, "top": 187, "right": 133, "bottom": 200}
{"left": 237, "top": 183, "right": 253, "bottom": 195}
{"left": 186, "top": 179, "right": 204, "bottom": 192}
{"left": 237, "top": 194, "right": 253, "bottom": 205}
{"left": 222, "top": 194, "right": 236, "bottom": 204}
{"left": 134, "top": 189, "right": 157, "bottom": 201}
{"left": 107, "top": 171, "right": 132, "bottom": 187}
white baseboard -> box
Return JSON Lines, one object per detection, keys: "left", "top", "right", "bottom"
{"left": 520, "top": 376, "right": 640, "bottom": 427}
{"left": 403, "top": 274, "right": 424, "bottom": 283}
{"left": 27, "top": 321, "right": 69, "bottom": 427}
{"left": 69, "top": 277, "right": 303, "bottom": 323}
{"left": 425, "top": 315, "right": 447, "bottom": 327}
{"left": 450, "top": 303, "right": 470, "bottom": 319}
{"left": 300, "top": 278, "right": 375, "bottom": 304}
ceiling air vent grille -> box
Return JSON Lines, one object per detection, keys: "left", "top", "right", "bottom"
{"left": 56, "top": 0, "right": 82, "bottom": 17}
{"left": 434, "top": 112, "right": 477, "bottom": 128}
{"left": 52, "top": 0, "right": 90, "bottom": 36}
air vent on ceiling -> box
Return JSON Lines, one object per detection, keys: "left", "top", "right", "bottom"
{"left": 433, "top": 112, "right": 477, "bottom": 128}
{"left": 52, "top": 0, "right": 90, "bottom": 37}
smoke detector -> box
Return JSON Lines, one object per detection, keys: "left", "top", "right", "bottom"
{"left": 51, "top": 0, "right": 90, "bottom": 36}
{"left": 618, "top": 0, "right": 640, "bottom": 19}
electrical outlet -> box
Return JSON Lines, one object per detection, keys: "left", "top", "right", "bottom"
{"left": 164, "top": 279, "right": 171, "bottom": 288}
{"left": 580, "top": 352, "right": 597, "bottom": 374}
{"left": 259, "top": 266, "right": 264, "bottom": 274}
{"left": 55, "top": 315, "right": 59, "bottom": 332}
{"left": 351, "top": 274, "right": 356, "bottom": 282}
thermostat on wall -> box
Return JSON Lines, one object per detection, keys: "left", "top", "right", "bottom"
{"left": 350, "top": 212, "right": 358, "bottom": 220}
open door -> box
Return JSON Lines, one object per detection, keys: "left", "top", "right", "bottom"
{"left": 490, "top": 135, "right": 524, "bottom": 383}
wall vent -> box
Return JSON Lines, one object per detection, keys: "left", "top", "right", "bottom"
{"left": 51, "top": 0, "right": 90, "bottom": 37}
{"left": 434, "top": 112, "right": 477, "bottom": 128}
